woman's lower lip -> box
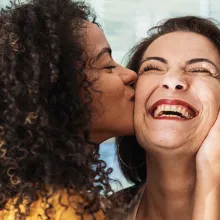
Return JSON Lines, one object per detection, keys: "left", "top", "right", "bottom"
{"left": 153, "top": 117, "right": 190, "bottom": 121}
{"left": 130, "top": 97, "right": 135, "bottom": 102}
{"left": 150, "top": 113, "right": 194, "bottom": 120}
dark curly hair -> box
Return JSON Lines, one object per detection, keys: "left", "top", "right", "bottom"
{"left": 117, "top": 16, "right": 220, "bottom": 186}
{"left": 0, "top": 0, "right": 114, "bottom": 218}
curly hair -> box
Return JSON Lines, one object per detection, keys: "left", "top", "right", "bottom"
{"left": 117, "top": 16, "right": 220, "bottom": 186}
{"left": 0, "top": 0, "right": 113, "bottom": 218}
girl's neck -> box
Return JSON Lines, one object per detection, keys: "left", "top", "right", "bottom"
{"left": 137, "top": 153, "right": 196, "bottom": 220}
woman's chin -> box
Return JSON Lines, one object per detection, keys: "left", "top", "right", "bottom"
{"left": 140, "top": 132, "right": 193, "bottom": 153}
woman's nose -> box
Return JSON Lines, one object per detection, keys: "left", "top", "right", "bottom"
{"left": 120, "top": 67, "right": 137, "bottom": 86}
{"left": 160, "top": 73, "right": 188, "bottom": 92}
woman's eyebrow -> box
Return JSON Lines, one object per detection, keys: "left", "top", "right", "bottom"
{"left": 94, "top": 47, "right": 112, "bottom": 63}
{"left": 140, "top": 57, "right": 168, "bottom": 65}
{"left": 186, "top": 58, "right": 218, "bottom": 68}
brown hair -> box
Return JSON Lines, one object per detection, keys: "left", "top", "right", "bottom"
{"left": 0, "top": 0, "right": 113, "bottom": 218}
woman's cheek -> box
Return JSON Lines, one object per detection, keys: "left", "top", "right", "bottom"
{"left": 194, "top": 78, "right": 220, "bottom": 103}
{"left": 135, "top": 75, "right": 160, "bottom": 102}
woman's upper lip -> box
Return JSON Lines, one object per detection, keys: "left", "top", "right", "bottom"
{"left": 130, "top": 94, "right": 135, "bottom": 102}
{"left": 149, "top": 99, "right": 199, "bottom": 116}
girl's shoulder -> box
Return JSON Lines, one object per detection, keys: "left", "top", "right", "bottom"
{"left": 0, "top": 189, "right": 105, "bottom": 220}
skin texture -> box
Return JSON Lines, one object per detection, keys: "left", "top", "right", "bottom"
{"left": 134, "top": 32, "right": 220, "bottom": 220}
{"left": 84, "top": 23, "right": 137, "bottom": 143}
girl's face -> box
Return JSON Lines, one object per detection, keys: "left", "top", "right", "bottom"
{"left": 83, "top": 23, "right": 137, "bottom": 143}
{"left": 134, "top": 31, "right": 220, "bottom": 155}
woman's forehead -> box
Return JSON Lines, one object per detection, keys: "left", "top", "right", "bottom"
{"left": 84, "top": 22, "right": 110, "bottom": 53}
{"left": 142, "top": 32, "right": 220, "bottom": 63}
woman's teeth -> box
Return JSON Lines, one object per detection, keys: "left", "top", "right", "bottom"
{"left": 153, "top": 104, "right": 193, "bottom": 119}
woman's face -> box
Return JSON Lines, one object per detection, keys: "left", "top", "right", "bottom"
{"left": 134, "top": 31, "right": 220, "bottom": 154}
{"left": 83, "top": 23, "right": 137, "bottom": 143}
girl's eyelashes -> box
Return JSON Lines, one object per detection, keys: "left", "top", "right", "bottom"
{"left": 138, "top": 64, "right": 162, "bottom": 75}
{"left": 104, "top": 65, "right": 117, "bottom": 73}
{"left": 186, "top": 67, "right": 219, "bottom": 77}
{"left": 136, "top": 60, "right": 219, "bottom": 78}
{"left": 143, "top": 64, "right": 161, "bottom": 71}
{"left": 188, "top": 68, "right": 210, "bottom": 73}
{"left": 105, "top": 65, "right": 117, "bottom": 70}
{"left": 138, "top": 65, "right": 217, "bottom": 77}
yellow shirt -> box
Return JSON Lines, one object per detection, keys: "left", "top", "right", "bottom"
{"left": 0, "top": 189, "right": 105, "bottom": 220}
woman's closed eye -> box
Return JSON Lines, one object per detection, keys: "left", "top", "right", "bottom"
{"left": 104, "top": 65, "right": 116, "bottom": 73}
{"left": 189, "top": 68, "right": 210, "bottom": 73}
{"left": 187, "top": 67, "right": 217, "bottom": 77}
{"left": 105, "top": 65, "right": 116, "bottom": 69}
{"left": 139, "top": 64, "right": 163, "bottom": 75}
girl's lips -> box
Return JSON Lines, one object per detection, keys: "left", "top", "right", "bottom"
{"left": 130, "top": 95, "right": 135, "bottom": 102}
{"left": 148, "top": 99, "right": 199, "bottom": 118}
{"left": 130, "top": 93, "right": 135, "bottom": 102}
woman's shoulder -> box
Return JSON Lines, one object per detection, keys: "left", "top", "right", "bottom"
{"left": 113, "top": 184, "right": 142, "bottom": 205}
{"left": 0, "top": 189, "right": 105, "bottom": 220}
{"left": 107, "top": 184, "right": 144, "bottom": 220}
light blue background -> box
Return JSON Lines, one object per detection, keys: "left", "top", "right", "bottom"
{"left": 99, "top": 141, "right": 131, "bottom": 191}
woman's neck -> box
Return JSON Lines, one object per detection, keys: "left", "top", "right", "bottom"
{"left": 137, "top": 152, "right": 197, "bottom": 220}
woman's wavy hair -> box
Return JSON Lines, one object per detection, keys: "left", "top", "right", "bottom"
{"left": 117, "top": 16, "right": 220, "bottom": 185}
{"left": 0, "top": 0, "right": 114, "bottom": 218}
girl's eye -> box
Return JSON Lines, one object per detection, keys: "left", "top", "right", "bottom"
{"left": 104, "top": 65, "right": 116, "bottom": 72}
{"left": 143, "top": 64, "right": 160, "bottom": 72}
{"left": 139, "top": 64, "right": 162, "bottom": 75}
{"left": 190, "top": 68, "right": 210, "bottom": 73}
{"left": 105, "top": 65, "right": 116, "bottom": 70}
{"left": 187, "top": 68, "right": 211, "bottom": 76}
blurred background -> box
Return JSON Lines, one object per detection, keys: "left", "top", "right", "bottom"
{"left": 1, "top": 0, "right": 220, "bottom": 191}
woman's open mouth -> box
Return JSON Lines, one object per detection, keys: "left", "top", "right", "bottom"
{"left": 148, "top": 99, "right": 198, "bottom": 120}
